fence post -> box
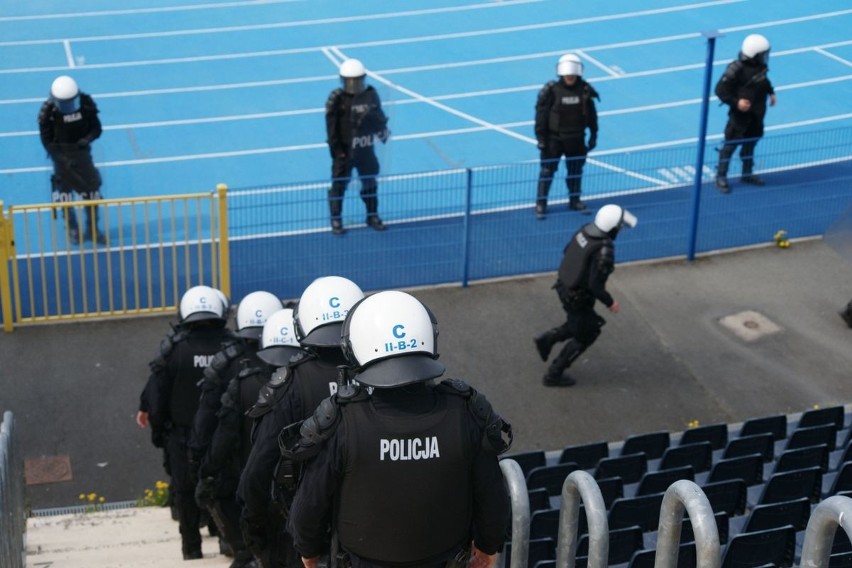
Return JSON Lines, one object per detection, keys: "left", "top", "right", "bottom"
{"left": 800, "top": 495, "right": 852, "bottom": 568}
{"left": 557, "top": 471, "right": 608, "bottom": 568}
{"left": 216, "top": 184, "right": 231, "bottom": 299}
{"left": 655, "top": 480, "right": 720, "bottom": 568}
{"left": 499, "top": 459, "right": 530, "bottom": 568}
{"left": 687, "top": 31, "right": 721, "bottom": 261}
{"left": 461, "top": 168, "right": 473, "bottom": 288}
{"left": 0, "top": 202, "right": 14, "bottom": 332}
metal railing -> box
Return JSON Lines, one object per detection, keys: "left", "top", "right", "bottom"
{"left": 0, "top": 185, "right": 230, "bottom": 331}
{"left": 800, "top": 495, "right": 852, "bottom": 568}
{"left": 556, "top": 471, "right": 608, "bottom": 568}
{"left": 0, "top": 411, "right": 25, "bottom": 568}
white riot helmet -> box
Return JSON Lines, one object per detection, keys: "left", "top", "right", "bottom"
{"left": 236, "top": 291, "right": 283, "bottom": 339}
{"left": 557, "top": 53, "right": 583, "bottom": 77}
{"left": 294, "top": 276, "right": 364, "bottom": 347}
{"left": 342, "top": 291, "right": 444, "bottom": 388}
{"left": 179, "top": 285, "right": 226, "bottom": 324}
{"left": 740, "top": 34, "right": 770, "bottom": 65}
{"left": 50, "top": 75, "right": 81, "bottom": 114}
{"left": 594, "top": 204, "right": 638, "bottom": 239}
{"left": 339, "top": 58, "right": 367, "bottom": 95}
{"left": 256, "top": 308, "right": 303, "bottom": 367}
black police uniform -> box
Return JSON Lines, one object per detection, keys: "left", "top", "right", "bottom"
{"left": 37, "top": 91, "right": 104, "bottom": 241}
{"left": 144, "top": 320, "right": 235, "bottom": 559}
{"left": 840, "top": 299, "right": 852, "bottom": 329}
{"left": 534, "top": 78, "right": 599, "bottom": 215}
{"left": 325, "top": 85, "right": 389, "bottom": 234}
{"left": 534, "top": 222, "right": 615, "bottom": 386}
{"left": 192, "top": 338, "right": 262, "bottom": 566}
{"left": 714, "top": 55, "right": 774, "bottom": 190}
{"left": 287, "top": 380, "right": 511, "bottom": 568}
{"left": 237, "top": 347, "right": 346, "bottom": 568}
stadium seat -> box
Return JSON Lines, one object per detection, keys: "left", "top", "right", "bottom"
{"left": 702, "top": 479, "right": 748, "bottom": 516}
{"left": 559, "top": 441, "right": 610, "bottom": 469}
{"left": 502, "top": 450, "right": 547, "bottom": 478}
{"left": 682, "top": 511, "right": 730, "bottom": 545}
{"left": 526, "top": 462, "right": 581, "bottom": 496}
{"left": 577, "top": 525, "right": 644, "bottom": 565}
{"left": 722, "top": 433, "right": 775, "bottom": 462}
{"left": 775, "top": 444, "right": 830, "bottom": 474}
{"left": 659, "top": 441, "right": 713, "bottom": 473}
{"left": 785, "top": 423, "right": 837, "bottom": 452}
{"left": 635, "top": 465, "right": 695, "bottom": 497}
{"left": 740, "top": 497, "right": 811, "bottom": 532}
{"left": 721, "top": 525, "right": 796, "bottom": 568}
{"left": 824, "top": 461, "right": 852, "bottom": 497}
{"left": 609, "top": 493, "right": 664, "bottom": 532}
{"left": 528, "top": 488, "right": 552, "bottom": 514}
{"left": 501, "top": 537, "right": 556, "bottom": 568}
{"left": 798, "top": 406, "right": 845, "bottom": 431}
{"left": 596, "top": 476, "right": 624, "bottom": 510}
{"left": 529, "top": 508, "right": 560, "bottom": 540}
{"left": 753, "top": 466, "right": 822, "bottom": 506}
{"left": 629, "top": 543, "right": 697, "bottom": 568}
{"left": 621, "top": 431, "right": 671, "bottom": 460}
{"left": 680, "top": 423, "right": 728, "bottom": 450}
{"left": 833, "top": 443, "right": 852, "bottom": 470}
{"left": 830, "top": 551, "right": 852, "bottom": 568}
{"left": 739, "top": 414, "right": 788, "bottom": 441}
{"left": 595, "top": 453, "right": 648, "bottom": 484}
{"left": 706, "top": 453, "right": 764, "bottom": 486}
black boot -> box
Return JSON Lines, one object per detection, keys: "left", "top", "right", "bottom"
{"left": 331, "top": 219, "right": 345, "bottom": 235}
{"left": 84, "top": 204, "right": 106, "bottom": 244}
{"left": 741, "top": 173, "right": 765, "bottom": 186}
{"left": 533, "top": 331, "right": 557, "bottom": 361}
{"left": 366, "top": 214, "right": 386, "bottom": 231}
{"left": 535, "top": 203, "right": 547, "bottom": 220}
{"left": 716, "top": 144, "right": 733, "bottom": 193}
{"left": 840, "top": 302, "right": 852, "bottom": 329}
{"left": 715, "top": 176, "right": 730, "bottom": 193}
{"left": 542, "top": 370, "right": 577, "bottom": 387}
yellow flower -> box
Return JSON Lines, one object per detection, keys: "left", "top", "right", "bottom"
{"left": 88, "top": 493, "right": 97, "bottom": 502}
{"left": 79, "top": 494, "right": 86, "bottom": 500}
{"left": 99, "top": 496, "right": 105, "bottom": 503}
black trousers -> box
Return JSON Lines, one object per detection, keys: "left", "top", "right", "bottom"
{"left": 545, "top": 288, "right": 604, "bottom": 377}
{"left": 718, "top": 112, "right": 764, "bottom": 177}
{"left": 537, "top": 135, "right": 587, "bottom": 206}
{"left": 167, "top": 427, "right": 202, "bottom": 554}
{"left": 329, "top": 148, "right": 380, "bottom": 221}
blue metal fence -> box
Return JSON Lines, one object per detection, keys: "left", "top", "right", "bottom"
{"left": 226, "top": 127, "right": 852, "bottom": 301}
{"left": 0, "top": 411, "right": 25, "bottom": 568}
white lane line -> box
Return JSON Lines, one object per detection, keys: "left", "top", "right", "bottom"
{"left": 0, "top": 0, "right": 544, "bottom": 46}
{"left": 720, "top": 8, "right": 852, "bottom": 35}
{"left": 63, "top": 40, "right": 75, "bottom": 68}
{"left": 576, "top": 50, "right": 621, "bottom": 77}
{"left": 0, "top": 0, "right": 305, "bottom": 22}
{"left": 815, "top": 47, "right": 852, "bottom": 68}
{"left": 2, "top": 113, "right": 850, "bottom": 176}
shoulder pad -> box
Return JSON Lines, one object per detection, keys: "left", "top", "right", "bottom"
{"left": 597, "top": 244, "right": 615, "bottom": 275}
{"left": 584, "top": 82, "right": 601, "bottom": 101}
{"left": 38, "top": 101, "right": 56, "bottom": 121}
{"left": 443, "top": 381, "right": 513, "bottom": 455}
{"left": 325, "top": 88, "right": 345, "bottom": 111}
{"left": 159, "top": 330, "right": 187, "bottom": 357}
{"left": 246, "top": 367, "right": 290, "bottom": 418}
{"left": 220, "top": 377, "right": 240, "bottom": 410}
{"left": 538, "top": 81, "right": 557, "bottom": 98}
{"left": 237, "top": 365, "right": 267, "bottom": 380}
{"left": 289, "top": 350, "right": 315, "bottom": 367}
{"left": 437, "top": 378, "right": 472, "bottom": 396}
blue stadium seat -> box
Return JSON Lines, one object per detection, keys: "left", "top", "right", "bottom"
{"left": 680, "top": 423, "right": 728, "bottom": 451}
{"left": 577, "top": 525, "right": 644, "bottom": 565}
{"left": 659, "top": 442, "right": 713, "bottom": 473}
{"left": 501, "top": 537, "right": 555, "bottom": 568}
{"left": 595, "top": 453, "right": 648, "bottom": 484}
{"left": 740, "top": 497, "right": 811, "bottom": 532}
{"left": 609, "top": 493, "right": 664, "bottom": 532}
{"left": 798, "top": 406, "right": 845, "bottom": 431}
{"left": 621, "top": 431, "right": 671, "bottom": 460}
{"left": 629, "top": 543, "right": 697, "bottom": 568}
{"left": 706, "top": 454, "right": 764, "bottom": 486}
{"left": 528, "top": 488, "right": 552, "bottom": 514}
{"left": 739, "top": 414, "right": 788, "bottom": 441}
{"left": 596, "top": 476, "right": 624, "bottom": 510}
{"left": 702, "top": 479, "right": 748, "bottom": 516}
{"left": 824, "top": 461, "right": 852, "bottom": 498}
{"left": 752, "top": 466, "right": 822, "bottom": 506}
{"left": 723, "top": 433, "right": 775, "bottom": 462}
{"left": 635, "top": 465, "right": 694, "bottom": 497}
{"left": 559, "top": 441, "right": 610, "bottom": 469}
{"left": 775, "top": 444, "right": 830, "bottom": 474}
{"left": 529, "top": 508, "right": 560, "bottom": 540}
{"left": 526, "top": 462, "right": 581, "bottom": 496}
{"left": 721, "top": 525, "right": 796, "bottom": 568}
{"left": 785, "top": 423, "right": 837, "bottom": 452}
{"left": 502, "top": 449, "right": 547, "bottom": 478}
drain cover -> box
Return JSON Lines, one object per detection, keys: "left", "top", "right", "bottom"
{"left": 719, "top": 310, "right": 783, "bottom": 342}
{"left": 25, "top": 455, "right": 73, "bottom": 485}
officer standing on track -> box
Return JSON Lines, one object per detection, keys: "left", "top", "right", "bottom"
{"left": 237, "top": 276, "right": 365, "bottom": 568}
{"left": 534, "top": 53, "right": 600, "bottom": 219}
{"left": 534, "top": 204, "right": 637, "bottom": 387}
{"left": 714, "top": 34, "right": 776, "bottom": 193}
{"left": 142, "top": 285, "right": 235, "bottom": 560}
{"left": 285, "top": 290, "right": 513, "bottom": 568}
{"left": 38, "top": 75, "right": 106, "bottom": 243}
{"left": 325, "top": 59, "right": 391, "bottom": 235}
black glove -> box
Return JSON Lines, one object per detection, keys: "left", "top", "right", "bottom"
{"left": 587, "top": 133, "right": 597, "bottom": 152}
{"left": 537, "top": 138, "right": 546, "bottom": 151}
{"left": 195, "top": 476, "right": 215, "bottom": 508}
{"left": 377, "top": 128, "right": 391, "bottom": 144}
{"left": 77, "top": 139, "right": 90, "bottom": 149}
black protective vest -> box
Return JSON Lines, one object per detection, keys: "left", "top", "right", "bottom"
{"left": 336, "top": 394, "right": 474, "bottom": 564}
{"left": 294, "top": 357, "right": 342, "bottom": 422}
{"left": 557, "top": 224, "right": 608, "bottom": 291}
{"left": 169, "top": 326, "right": 231, "bottom": 426}
{"left": 38, "top": 94, "right": 100, "bottom": 145}
{"left": 238, "top": 366, "right": 270, "bottom": 466}
{"left": 547, "top": 81, "right": 590, "bottom": 136}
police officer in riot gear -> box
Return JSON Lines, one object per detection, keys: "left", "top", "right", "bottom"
{"left": 286, "top": 290, "right": 512, "bottom": 568}
{"left": 38, "top": 75, "right": 106, "bottom": 243}
{"left": 534, "top": 204, "right": 637, "bottom": 387}
{"left": 840, "top": 299, "right": 852, "bottom": 329}
{"left": 237, "top": 276, "right": 365, "bottom": 568}
{"left": 192, "top": 291, "right": 283, "bottom": 567}
{"left": 534, "top": 54, "right": 600, "bottom": 218}
{"left": 325, "top": 59, "right": 391, "bottom": 235}
{"left": 142, "top": 286, "right": 235, "bottom": 559}
{"left": 715, "top": 34, "right": 776, "bottom": 193}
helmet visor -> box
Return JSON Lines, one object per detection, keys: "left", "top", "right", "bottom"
{"left": 622, "top": 209, "right": 638, "bottom": 229}
{"left": 55, "top": 96, "right": 81, "bottom": 114}
{"left": 354, "top": 354, "right": 446, "bottom": 388}
{"left": 342, "top": 76, "right": 365, "bottom": 95}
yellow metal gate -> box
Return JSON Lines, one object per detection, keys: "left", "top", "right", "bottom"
{"left": 0, "top": 185, "right": 230, "bottom": 332}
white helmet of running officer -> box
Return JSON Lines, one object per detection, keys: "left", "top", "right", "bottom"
{"left": 740, "top": 34, "right": 770, "bottom": 65}
{"left": 340, "top": 59, "right": 367, "bottom": 95}
{"left": 235, "top": 291, "right": 283, "bottom": 340}
{"left": 293, "top": 276, "right": 364, "bottom": 348}
{"left": 557, "top": 53, "right": 584, "bottom": 77}
{"left": 594, "top": 204, "right": 638, "bottom": 239}
{"left": 341, "top": 290, "right": 444, "bottom": 388}
{"left": 179, "top": 285, "right": 227, "bottom": 324}
{"left": 50, "top": 75, "right": 81, "bottom": 114}
{"left": 256, "top": 308, "right": 303, "bottom": 367}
